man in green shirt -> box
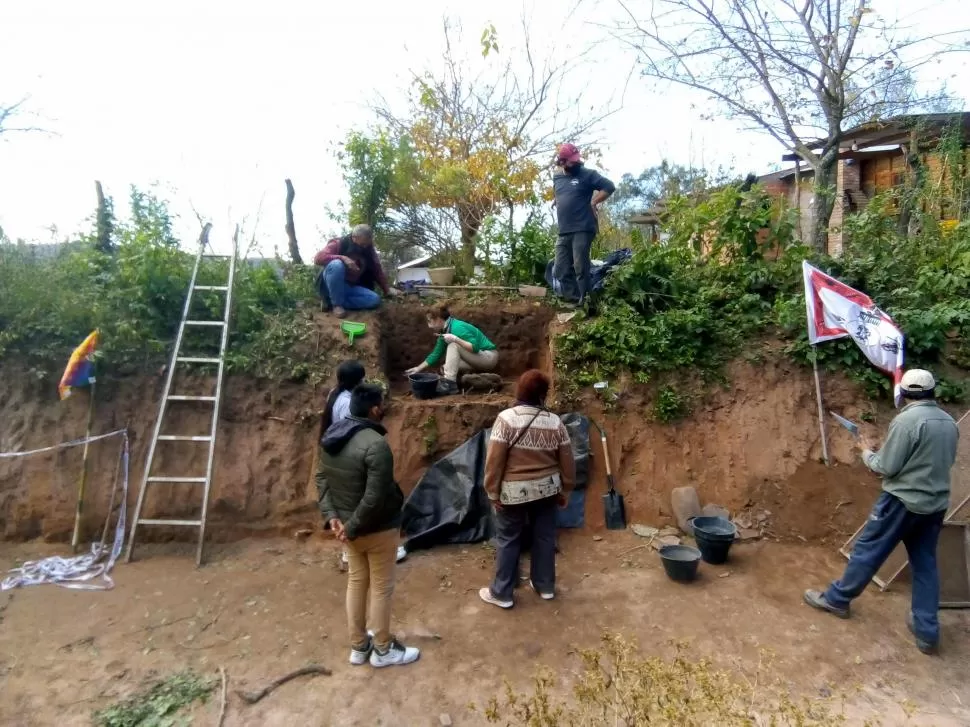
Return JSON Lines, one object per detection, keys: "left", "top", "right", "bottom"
{"left": 804, "top": 369, "right": 959, "bottom": 655}
{"left": 405, "top": 305, "right": 499, "bottom": 396}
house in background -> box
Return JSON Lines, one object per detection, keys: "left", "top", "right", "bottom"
{"left": 631, "top": 113, "right": 969, "bottom": 256}
{"left": 770, "top": 112, "right": 970, "bottom": 255}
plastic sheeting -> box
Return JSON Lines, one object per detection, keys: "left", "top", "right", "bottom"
{"left": 401, "top": 413, "right": 590, "bottom": 551}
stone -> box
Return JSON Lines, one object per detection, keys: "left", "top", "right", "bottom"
{"left": 738, "top": 528, "right": 762, "bottom": 542}
{"left": 439, "top": 714, "right": 453, "bottom": 727}
{"left": 632, "top": 524, "right": 659, "bottom": 539}
{"left": 701, "top": 504, "right": 730, "bottom": 520}
{"left": 593, "top": 535, "right": 603, "bottom": 542}
{"left": 651, "top": 535, "right": 681, "bottom": 551}
{"left": 671, "top": 486, "right": 701, "bottom": 534}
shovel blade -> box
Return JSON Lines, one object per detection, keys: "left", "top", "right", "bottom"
{"left": 603, "top": 490, "right": 626, "bottom": 530}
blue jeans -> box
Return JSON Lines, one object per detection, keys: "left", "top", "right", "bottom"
{"left": 490, "top": 495, "right": 558, "bottom": 602}
{"left": 553, "top": 231, "right": 596, "bottom": 303}
{"left": 825, "top": 491, "right": 945, "bottom": 643}
{"left": 319, "top": 260, "right": 381, "bottom": 310}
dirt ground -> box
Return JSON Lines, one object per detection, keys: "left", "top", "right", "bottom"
{"left": 1, "top": 533, "right": 969, "bottom": 727}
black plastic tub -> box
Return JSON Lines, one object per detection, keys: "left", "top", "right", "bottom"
{"left": 409, "top": 373, "right": 440, "bottom": 400}
{"left": 659, "top": 544, "right": 701, "bottom": 583}
{"left": 690, "top": 516, "right": 738, "bottom": 564}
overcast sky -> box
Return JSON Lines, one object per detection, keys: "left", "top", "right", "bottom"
{"left": 1, "top": 0, "right": 967, "bottom": 259}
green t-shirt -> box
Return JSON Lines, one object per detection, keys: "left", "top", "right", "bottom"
{"left": 425, "top": 318, "right": 496, "bottom": 366}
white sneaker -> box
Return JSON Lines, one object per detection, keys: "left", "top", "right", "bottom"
{"left": 369, "top": 639, "right": 421, "bottom": 668}
{"left": 396, "top": 545, "right": 407, "bottom": 563}
{"left": 349, "top": 630, "right": 376, "bottom": 666}
{"left": 341, "top": 549, "right": 349, "bottom": 564}
{"left": 529, "top": 580, "right": 555, "bottom": 600}
{"left": 478, "top": 587, "right": 513, "bottom": 609}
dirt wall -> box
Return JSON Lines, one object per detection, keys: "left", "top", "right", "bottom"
{"left": 3, "top": 298, "right": 960, "bottom": 547}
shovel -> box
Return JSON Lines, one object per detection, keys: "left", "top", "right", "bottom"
{"left": 593, "top": 421, "right": 626, "bottom": 530}
{"left": 340, "top": 320, "right": 367, "bottom": 346}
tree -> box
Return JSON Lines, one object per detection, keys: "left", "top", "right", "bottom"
{"left": 94, "top": 181, "right": 115, "bottom": 253}
{"left": 283, "top": 179, "right": 303, "bottom": 264}
{"left": 610, "top": 161, "right": 716, "bottom": 219}
{"left": 613, "top": 0, "right": 967, "bottom": 251}
{"left": 362, "top": 19, "right": 614, "bottom": 270}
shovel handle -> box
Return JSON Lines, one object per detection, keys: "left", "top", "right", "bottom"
{"left": 600, "top": 434, "right": 613, "bottom": 478}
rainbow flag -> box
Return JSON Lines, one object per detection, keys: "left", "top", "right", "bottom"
{"left": 58, "top": 330, "right": 99, "bottom": 400}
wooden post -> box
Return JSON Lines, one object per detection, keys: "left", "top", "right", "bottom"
{"left": 811, "top": 346, "right": 830, "bottom": 466}
{"left": 284, "top": 179, "right": 303, "bottom": 264}
{"left": 71, "top": 377, "right": 97, "bottom": 552}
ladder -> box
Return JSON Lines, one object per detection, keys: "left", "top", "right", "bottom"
{"left": 126, "top": 223, "right": 238, "bottom": 566}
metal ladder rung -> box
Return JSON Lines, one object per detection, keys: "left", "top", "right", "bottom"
{"left": 137, "top": 519, "right": 203, "bottom": 527}
{"left": 194, "top": 285, "right": 229, "bottom": 291}
{"left": 168, "top": 395, "right": 217, "bottom": 402}
{"left": 176, "top": 357, "right": 221, "bottom": 364}
{"left": 185, "top": 320, "right": 225, "bottom": 327}
{"left": 146, "top": 476, "right": 208, "bottom": 483}
{"left": 157, "top": 435, "right": 212, "bottom": 442}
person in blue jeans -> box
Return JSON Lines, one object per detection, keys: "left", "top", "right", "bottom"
{"left": 804, "top": 369, "right": 959, "bottom": 655}
{"left": 313, "top": 224, "right": 398, "bottom": 317}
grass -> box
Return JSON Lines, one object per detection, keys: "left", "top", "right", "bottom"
{"left": 93, "top": 670, "right": 215, "bottom": 727}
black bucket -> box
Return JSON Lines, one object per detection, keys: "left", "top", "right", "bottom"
{"left": 659, "top": 545, "right": 701, "bottom": 583}
{"left": 409, "top": 373, "right": 439, "bottom": 400}
{"left": 690, "top": 517, "right": 737, "bottom": 565}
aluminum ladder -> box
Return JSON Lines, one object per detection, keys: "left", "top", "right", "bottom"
{"left": 126, "top": 223, "right": 238, "bottom": 566}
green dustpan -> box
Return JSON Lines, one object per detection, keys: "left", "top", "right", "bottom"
{"left": 341, "top": 320, "right": 367, "bottom": 346}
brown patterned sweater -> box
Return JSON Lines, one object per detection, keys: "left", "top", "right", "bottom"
{"left": 484, "top": 405, "right": 577, "bottom": 502}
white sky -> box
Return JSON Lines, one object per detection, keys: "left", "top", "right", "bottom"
{"left": 1, "top": 0, "right": 967, "bottom": 259}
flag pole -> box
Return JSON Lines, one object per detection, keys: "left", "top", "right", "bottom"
{"left": 71, "top": 376, "right": 97, "bottom": 553}
{"left": 811, "top": 345, "right": 830, "bottom": 466}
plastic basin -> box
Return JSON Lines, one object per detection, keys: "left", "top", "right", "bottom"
{"left": 409, "top": 373, "right": 439, "bottom": 400}
{"left": 659, "top": 544, "right": 701, "bottom": 583}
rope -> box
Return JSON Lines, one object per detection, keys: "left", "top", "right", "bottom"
{"left": 1, "top": 429, "right": 129, "bottom": 591}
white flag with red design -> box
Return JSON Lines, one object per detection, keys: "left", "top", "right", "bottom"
{"left": 802, "top": 261, "right": 905, "bottom": 405}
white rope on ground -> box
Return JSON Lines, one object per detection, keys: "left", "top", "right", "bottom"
{"left": 1, "top": 429, "right": 129, "bottom": 591}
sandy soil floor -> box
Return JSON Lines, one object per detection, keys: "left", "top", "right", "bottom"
{"left": 1, "top": 532, "right": 968, "bottom": 726}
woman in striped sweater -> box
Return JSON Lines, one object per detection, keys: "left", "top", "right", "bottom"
{"left": 479, "top": 370, "right": 575, "bottom": 609}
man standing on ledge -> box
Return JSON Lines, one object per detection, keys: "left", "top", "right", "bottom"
{"left": 804, "top": 369, "right": 959, "bottom": 655}
{"left": 314, "top": 224, "right": 398, "bottom": 318}
{"left": 551, "top": 143, "right": 614, "bottom": 308}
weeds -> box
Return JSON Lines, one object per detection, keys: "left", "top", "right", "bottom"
{"left": 93, "top": 670, "right": 215, "bottom": 727}
{"left": 653, "top": 385, "right": 690, "bottom": 423}
{"left": 477, "top": 632, "right": 881, "bottom": 727}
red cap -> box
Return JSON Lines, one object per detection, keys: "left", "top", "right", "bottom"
{"left": 556, "top": 143, "right": 582, "bottom": 164}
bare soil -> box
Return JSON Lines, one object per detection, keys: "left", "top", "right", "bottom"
{"left": 1, "top": 534, "right": 969, "bottom": 726}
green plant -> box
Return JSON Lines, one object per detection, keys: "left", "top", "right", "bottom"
{"left": 477, "top": 632, "right": 880, "bottom": 726}
{"left": 93, "top": 670, "right": 215, "bottom": 727}
{"left": 423, "top": 414, "right": 439, "bottom": 456}
{"left": 653, "top": 385, "right": 690, "bottom": 423}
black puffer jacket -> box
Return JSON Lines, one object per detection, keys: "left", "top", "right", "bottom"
{"left": 315, "top": 417, "right": 403, "bottom": 540}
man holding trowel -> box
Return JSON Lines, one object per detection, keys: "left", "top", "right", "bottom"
{"left": 804, "top": 369, "right": 959, "bottom": 655}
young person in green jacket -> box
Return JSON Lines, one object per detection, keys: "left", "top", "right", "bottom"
{"left": 804, "top": 369, "right": 959, "bottom": 655}
{"left": 405, "top": 305, "right": 499, "bottom": 396}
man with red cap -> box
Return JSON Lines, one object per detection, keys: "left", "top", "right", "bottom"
{"left": 551, "top": 143, "right": 615, "bottom": 307}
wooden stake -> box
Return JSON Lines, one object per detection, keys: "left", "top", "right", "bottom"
{"left": 71, "top": 378, "right": 97, "bottom": 553}
{"left": 811, "top": 346, "right": 830, "bottom": 466}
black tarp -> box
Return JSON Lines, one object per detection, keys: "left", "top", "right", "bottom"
{"left": 401, "top": 413, "right": 590, "bottom": 551}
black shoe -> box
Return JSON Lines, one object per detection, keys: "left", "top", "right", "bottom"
{"left": 803, "top": 589, "right": 850, "bottom": 619}
{"left": 436, "top": 378, "right": 459, "bottom": 396}
{"left": 906, "top": 612, "right": 938, "bottom": 655}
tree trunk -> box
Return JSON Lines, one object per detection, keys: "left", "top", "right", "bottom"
{"left": 94, "top": 181, "right": 113, "bottom": 253}
{"left": 458, "top": 207, "right": 483, "bottom": 274}
{"left": 284, "top": 179, "right": 303, "bottom": 264}
{"left": 897, "top": 135, "right": 925, "bottom": 236}
{"left": 811, "top": 149, "right": 839, "bottom": 253}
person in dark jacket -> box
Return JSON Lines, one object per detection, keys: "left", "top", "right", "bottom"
{"left": 804, "top": 369, "right": 959, "bottom": 655}
{"left": 551, "top": 143, "right": 615, "bottom": 306}
{"left": 313, "top": 224, "right": 399, "bottom": 317}
{"left": 316, "top": 384, "right": 420, "bottom": 668}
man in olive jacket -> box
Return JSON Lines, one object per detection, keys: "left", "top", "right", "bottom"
{"left": 804, "top": 369, "right": 959, "bottom": 655}
{"left": 316, "top": 383, "right": 420, "bottom": 668}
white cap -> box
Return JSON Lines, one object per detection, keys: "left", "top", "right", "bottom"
{"left": 900, "top": 369, "right": 936, "bottom": 393}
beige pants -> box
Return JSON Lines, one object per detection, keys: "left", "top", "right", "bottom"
{"left": 443, "top": 343, "right": 499, "bottom": 381}
{"left": 345, "top": 528, "right": 398, "bottom": 651}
